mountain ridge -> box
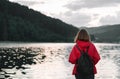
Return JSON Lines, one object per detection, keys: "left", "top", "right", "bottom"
{"left": 86, "top": 24, "right": 120, "bottom": 43}
{"left": 0, "top": 0, "right": 119, "bottom": 43}
{"left": 0, "top": 0, "right": 78, "bottom": 42}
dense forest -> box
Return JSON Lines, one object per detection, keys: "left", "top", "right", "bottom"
{"left": 0, "top": 0, "right": 78, "bottom": 42}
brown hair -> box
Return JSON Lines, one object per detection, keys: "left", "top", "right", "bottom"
{"left": 74, "top": 29, "right": 90, "bottom": 42}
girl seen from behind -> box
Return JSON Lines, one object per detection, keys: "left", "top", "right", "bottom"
{"left": 69, "top": 29, "right": 100, "bottom": 79}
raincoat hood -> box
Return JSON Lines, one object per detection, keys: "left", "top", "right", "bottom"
{"left": 76, "top": 40, "right": 91, "bottom": 48}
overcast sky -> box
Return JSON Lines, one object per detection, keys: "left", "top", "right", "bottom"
{"left": 9, "top": 0, "right": 120, "bottom": 27}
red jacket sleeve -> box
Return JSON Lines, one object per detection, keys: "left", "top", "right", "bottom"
{"left": 91, "top": 44, "right": 100, "bottom": 65}
{"left": 69, "top": 45, "right": 78, "bottom": 64}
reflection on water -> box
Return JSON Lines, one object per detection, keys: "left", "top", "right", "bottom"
{"left": 0, "top": 43, "right": 120, "bottom": 79}
{"left": 95, "top": 44, "right": 120, "bottom": 79}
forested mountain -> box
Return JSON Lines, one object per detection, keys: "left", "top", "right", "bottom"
{"left": 86, "top": 24, "right": 120, "bottom": 43}
{"left": 0, "top": 0, "right": 119, "bottom": 43}
{"left": 0, "top": 0, "right": 78, "bottom": 42}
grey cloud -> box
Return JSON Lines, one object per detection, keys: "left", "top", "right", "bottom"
{"left": 65, "top": 0, "right": 120, "bottom": 10}
{"left": 63, "top": 11, "right": 91, "bottom": 27}
{"left": 100, "top": 14, "right": 120, "bottom": 25}
{"left": 10, "top": 0, "right": 45, "bottom": 6}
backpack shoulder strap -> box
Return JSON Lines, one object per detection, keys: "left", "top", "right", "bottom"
{"left": 86, "top": 46, "right": 89, "bottom": 53}
{"left": 75, "top": 44, "right": 83, "bottom": 54}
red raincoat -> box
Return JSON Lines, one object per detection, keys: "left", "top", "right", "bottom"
{"left": 69, "top": 40, "right": 100, "bottom": 75}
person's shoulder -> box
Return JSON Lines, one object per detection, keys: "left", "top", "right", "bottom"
{"left": 72, "top": 43, "right": 77, "bottom": 49}
{"left": 89, "top": 41, "right": 95, "bottom": 47}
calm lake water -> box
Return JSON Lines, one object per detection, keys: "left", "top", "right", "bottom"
{"left": 0, "top": 42, "right": 120, "bottom": 79}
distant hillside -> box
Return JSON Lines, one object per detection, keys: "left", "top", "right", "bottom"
{"left": 86, "top": 24, "right": 120, "bottom": 43}
{"left": 0, "top": 0, "right": 119, "bottom": 43}
{"left": 0, "top": 0, "right": 78, "bottom": 42}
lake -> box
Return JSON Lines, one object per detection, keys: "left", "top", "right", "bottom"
{"left": 0, "top": 43, "right": 120, "bottom": 79}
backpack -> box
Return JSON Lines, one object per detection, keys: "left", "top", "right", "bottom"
{"left": 76, "top": 44, "right": 94, "bottom": 75}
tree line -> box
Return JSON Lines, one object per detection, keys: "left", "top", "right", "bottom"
{"left": 0, "top": 0, "right": 78, "bottom": 42}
